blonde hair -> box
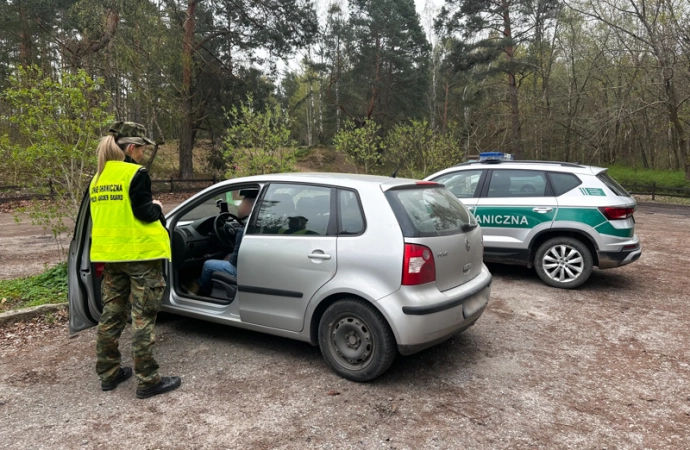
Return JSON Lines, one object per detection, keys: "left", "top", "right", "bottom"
{"left": 94, "top": 135, "right": 125, "bottom": 182}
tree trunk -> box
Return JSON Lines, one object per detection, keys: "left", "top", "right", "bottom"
{"left": 502, "top": 0, "right": 523, "bottom": 159}
{"left": 18, "top": 5, "right": 32, "bottom": 67}
{"left": 664, "top": 77, "right": 689, "bottom": 179}
{"left": 178, "top": 0, "right": 199, "bottom": 180}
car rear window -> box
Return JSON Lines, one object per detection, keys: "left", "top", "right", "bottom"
{"left": 597, "top": 172, "right": 630, "bottom": 197}
{"left": 385, "top": 187, "right": 474, "bottom": 237}
{"left": 548, "top": 172, "right": 582, "bottom": 196}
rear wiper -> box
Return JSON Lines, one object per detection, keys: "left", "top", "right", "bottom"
{"left": 461, "top": 222, "right": 478, "bottom": 232}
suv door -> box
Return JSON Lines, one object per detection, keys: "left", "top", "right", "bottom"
{"left": 475, "top": 169, "right": 557, "bottom": 263}
{"left": 68, "top": 191, "right": 101, "bottom": 333}
{"left": 238, "top": 183, "right": 337, "bottom": 332}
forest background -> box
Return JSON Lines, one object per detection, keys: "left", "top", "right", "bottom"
{"left": 1, "top": 0, "right": 689, "bottom": 212}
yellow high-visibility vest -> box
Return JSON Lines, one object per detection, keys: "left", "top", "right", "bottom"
{"left": 89, "top": 161, "right": 171, "bottom": 262}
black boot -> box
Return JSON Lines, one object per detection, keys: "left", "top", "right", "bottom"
{"left": 101, "top": 367, "right": 133, "bottom": 391}
{"left": 136, "top": 376, "right": 182, "bottom": 399}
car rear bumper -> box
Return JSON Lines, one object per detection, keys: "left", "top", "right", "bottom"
{"left": 597, "top": 235, "right": 642, "bottom": 269}
{"left": 375, "top": 265, "right": 492, "bottom": 355}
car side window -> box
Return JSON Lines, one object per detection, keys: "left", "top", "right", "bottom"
{"left": 338, "top": 190, "right": 365, "bottom": 235}
{"left": 253, "top": 183, "right": 332, "bottom": 235}
{"left": 548, "top": 172, "right": 582, "bottom": 196}
{"left": 433, "top": 170, "right": 483, "bottom": 198}
{"left": 487, "top": 170, "right": 548, "bottom": 198}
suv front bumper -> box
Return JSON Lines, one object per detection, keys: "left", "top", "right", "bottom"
{"left": 375, "top": 265, "right": 492, "bottom": 355}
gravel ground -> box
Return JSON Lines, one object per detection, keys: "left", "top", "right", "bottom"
{"left": 0, "top": 204, "right": 689, "bottom": 449}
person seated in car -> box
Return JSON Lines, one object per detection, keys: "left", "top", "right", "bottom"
{"left": 189, "top": 189, "right": 257, "bottom": 295}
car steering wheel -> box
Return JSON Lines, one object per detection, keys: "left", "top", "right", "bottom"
{"left": 213, "top": 212, "right": 244, "bottom": 247}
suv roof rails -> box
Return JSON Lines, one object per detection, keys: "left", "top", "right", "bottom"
{"left": 455, "top": 160, "right": 585, "bottom": 168}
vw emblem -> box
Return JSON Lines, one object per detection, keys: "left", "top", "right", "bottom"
{"left": 465, "top": 237, "right": 471, "bottom": 252}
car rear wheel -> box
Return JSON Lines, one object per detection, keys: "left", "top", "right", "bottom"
{"left": 535, "top": 237, "right": 593, "bottom": 289}
{"left": 318, "top": 298, "right": 397, "bottom": 382}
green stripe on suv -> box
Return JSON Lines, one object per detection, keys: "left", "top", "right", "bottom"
{"left": 474, "top": 206, "right": 634, "bottom": 238}
{"left": 474, "top": 206, "right": 554, "bottom": 229}
{"left": 554, "top": 207, "right": 606, "bottom": 228}
{"left": 555, "top": 207, "right": 634, "bottom": 238}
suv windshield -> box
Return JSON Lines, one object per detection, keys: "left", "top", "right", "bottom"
{"left": 386, "top": 187, "right": 474, "bottom": 237}
{"left": 597, "top": 172, "right": 630, "bottom": 197}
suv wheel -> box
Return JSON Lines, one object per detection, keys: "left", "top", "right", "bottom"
{"left": 534, "top": 237, "right": 593, "bottom": 289}
{"left": 318, "top": 298, "right": 397, "bottom": 382}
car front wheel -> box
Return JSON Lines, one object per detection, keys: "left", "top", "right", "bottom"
{"left": 535, "top": 237, "right": 593, "bottom": 289}
{"left": 318, "top": 298, "right": 397, "bottom": 382}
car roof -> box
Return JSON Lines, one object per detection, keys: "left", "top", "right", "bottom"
{"left": 431, "top": 160, "right": 607, "bottom": 176}
{"left": 217, "top": 172, "right": 425, "bottom": 191}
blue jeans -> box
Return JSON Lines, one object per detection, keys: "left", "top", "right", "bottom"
{"left": 198, "top": 259, "right": 237, "bottom": 292}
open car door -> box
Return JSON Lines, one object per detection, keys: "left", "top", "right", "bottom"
{"left": 67, "top": 191, "right": 101, "bottom": 334}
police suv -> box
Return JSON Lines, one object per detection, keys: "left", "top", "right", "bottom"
{"left": 425, "top": 155, "right": 641, "bottom": 288}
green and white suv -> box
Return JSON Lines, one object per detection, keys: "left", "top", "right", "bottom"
{"left": 425, "top": 159, "right": 641, "bottom": 288}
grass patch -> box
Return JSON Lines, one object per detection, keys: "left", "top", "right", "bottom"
{"left": 0, "top": 263, "right": 67, "bottom": 312}
{"left": 607, "top": 166, "right": 690, "bottom": 188}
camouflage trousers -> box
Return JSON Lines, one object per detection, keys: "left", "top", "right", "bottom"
{"left": 96, "top": 260, "right": 166, "bottom": 390}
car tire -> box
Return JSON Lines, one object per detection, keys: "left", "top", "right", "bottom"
{"left": 534, "top": 237, "right": 593, "bottom": 289}
{"left": 318, "top": 298, "right": 397, "bottom": 382}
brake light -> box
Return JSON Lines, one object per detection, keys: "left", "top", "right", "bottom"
{"left": 402, "top": 243, "right": 436, "bottom": 285}
{"left": 598, "top": 206, "right": 635, "bottom": 220}
{"left": 416, "top": 181, "right": 439, "bottom": 186}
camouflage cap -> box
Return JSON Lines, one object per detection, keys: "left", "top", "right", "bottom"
{"left": 108, "top": 121, "right": 155, "bottom": 146}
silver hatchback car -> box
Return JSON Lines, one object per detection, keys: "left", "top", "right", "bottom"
{"left": 69, "top": 173, "right": 492, "bottom": 381}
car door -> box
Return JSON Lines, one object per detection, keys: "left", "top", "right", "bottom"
{"left": 67, "top": 191, "right": 101, "bottom": 333}
{"left": 68, "top": 191, "right": 173, "bottom": 334}
{"left": 429, "top": 169, "right": 486, "bottom": 215}
{"left": 238, "top": 183, "right": 337, "bottom": 332}
{"left": 474, "top": 169, "right": 557, "bottom": 263}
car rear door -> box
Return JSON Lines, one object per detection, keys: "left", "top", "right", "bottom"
{"left": 238, "top": 183, "right": 337, "bottom": 332}
{"left": 474, "top": 169, "right": 557, "bottom": 263}
{"left": 68, "top": 191, "right": 101, "bottom": 333}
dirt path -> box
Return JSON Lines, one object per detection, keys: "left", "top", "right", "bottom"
{"left": 1, "top": 205, "right": 689, "bottom": 449}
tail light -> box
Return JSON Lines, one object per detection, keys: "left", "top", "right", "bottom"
{"left": 598, "top": 206, "right": 635, "bottom": 220}
{"left": 402, "top": 243, "right": 436, "bottom": 285}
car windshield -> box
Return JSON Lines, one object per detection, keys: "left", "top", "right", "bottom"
{"left": 386, "top": 187, "right": 474, "bottom": 237}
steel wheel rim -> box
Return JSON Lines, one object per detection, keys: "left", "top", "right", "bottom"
{"left": 542, "top": 244, "right": 584, "bottom": 283}
{"left": 328, "top": 313, "right": 374, "bottom": 370}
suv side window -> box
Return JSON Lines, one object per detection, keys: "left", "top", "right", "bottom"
{"left": 548, "top": 172, "right": 582, "bottom": 196}
{"left": 487, "top": 170, "right": 548, "bottom": 198}
{"left": 338, "top": 189, "right": 365, "bottom": 235}
{"left": 252, "top": 184, "right": 333, "bottom": 235}
{"left": 433, "top": 170, "right": 483, "bottom": 198}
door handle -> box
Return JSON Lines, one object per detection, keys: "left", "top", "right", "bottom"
{"left": 532, "top": 207, "right": 553, "bottom": 213}
{"left": 308, "top": 252, "right": 331, "bottom": 260}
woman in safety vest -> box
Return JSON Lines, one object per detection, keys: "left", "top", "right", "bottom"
{"left": 90, "top": 121, "right": 181, "bottom": 399}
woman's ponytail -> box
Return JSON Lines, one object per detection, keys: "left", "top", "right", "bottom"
{"left": 94, "top": 134, "right": 124, "bottom": 183}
